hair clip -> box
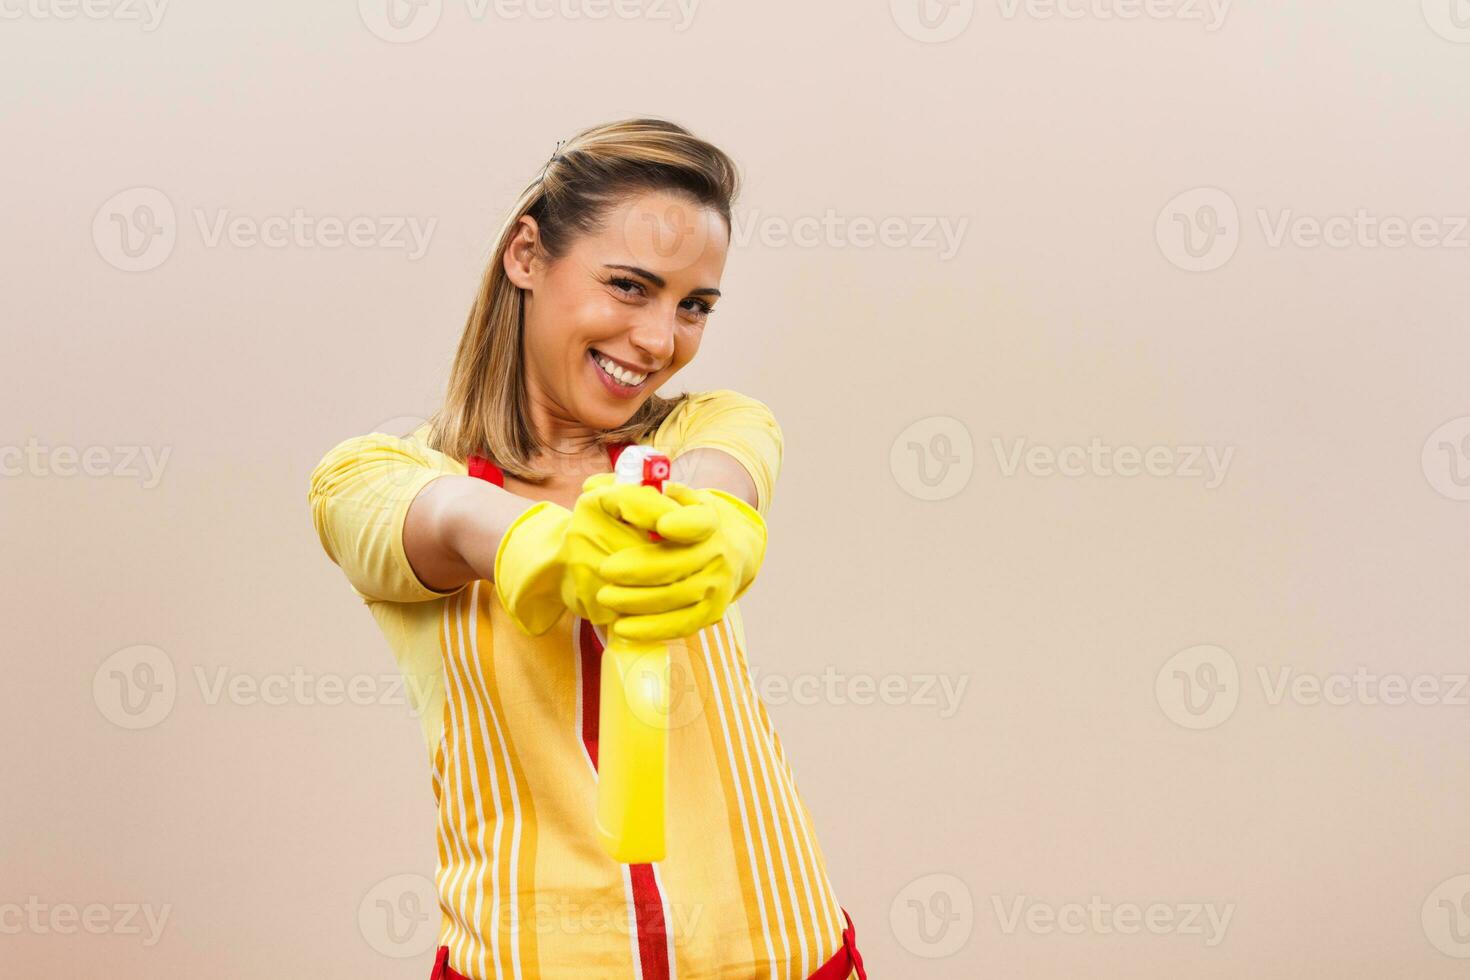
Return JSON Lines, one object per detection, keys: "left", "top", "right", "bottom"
{"left": 540, "top": 138, "right": 567, "bottom": 182}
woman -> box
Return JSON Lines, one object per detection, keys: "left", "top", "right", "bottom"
{"left": 309, "top": 119, "right": 866, "bottom": 980}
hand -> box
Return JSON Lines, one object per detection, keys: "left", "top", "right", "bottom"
{"left": 594, "top": 483, "right": 767, "bottom": 643}
{"left": 495, "top": 473, "right": 727, "bottom": 635}
{"left": 493, "top": 475, "right": 650, "bottom": 635}
{"left": 557, "top": 474, "right": 686, "bottom": 627}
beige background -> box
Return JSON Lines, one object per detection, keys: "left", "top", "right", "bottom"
{"left": 5, "top": 1, "right": 1470, "bottom": 976}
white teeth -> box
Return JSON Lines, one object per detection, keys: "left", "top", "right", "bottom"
{"left": 593, "top": 352, "right": 647, "bottom": 387}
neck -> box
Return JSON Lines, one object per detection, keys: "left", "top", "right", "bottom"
{"left": 524, "top": 375, "right": 603, "bottom": 463}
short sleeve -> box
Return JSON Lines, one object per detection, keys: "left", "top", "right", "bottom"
{"left": 653, "top": 390, "right": 784, "bottom": 515}
{"left": 307, "top": 427, "right": 467, "bottom": 603}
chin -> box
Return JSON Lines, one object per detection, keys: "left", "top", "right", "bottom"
{"left": 582, "top": 398, "right": 645, "bottom": 432}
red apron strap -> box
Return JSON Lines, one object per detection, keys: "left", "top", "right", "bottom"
{"left": 606, "top": 442, "right": 632, "bottom": 470}
{"left": 432, "top": 894, "right": 861, "bottom": 977}
{"left": 448, "top": 440, "right": 657, "bottom": 980}
{"left": 807, "top": 908, "right": 866, "bottom": 980}
{"left": 465, "top": 453, "right": 504, "bottom": 486}
{"left": 466, "top": 444, "right": 632, "bottom": 486}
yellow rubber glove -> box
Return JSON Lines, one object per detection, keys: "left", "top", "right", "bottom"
{"left": 595, "top": 483, "right": 768, "bottom": 643}
{"left": 493, "top": 475, "right": 656, "bottom": 635}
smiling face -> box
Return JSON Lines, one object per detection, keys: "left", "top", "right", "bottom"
{"left": 505, "top": 189, "right": 731, "bottom": 438}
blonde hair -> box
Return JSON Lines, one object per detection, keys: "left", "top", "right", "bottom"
{"left": 427, "top": 118, "right": 740, "bottom": 480}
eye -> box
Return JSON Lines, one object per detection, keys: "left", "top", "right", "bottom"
{"left": 680, "top": 297, "right": 714, "bottom": 321}
{"left": 607, "top": 276, "right": 646, "bottom": 297}
{"left": 606, "top": 274, "right": 714, "bottom": 321}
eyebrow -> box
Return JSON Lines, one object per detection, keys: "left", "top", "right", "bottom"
{"left": 603, "top": 264, "right": 722, "bottom": 298}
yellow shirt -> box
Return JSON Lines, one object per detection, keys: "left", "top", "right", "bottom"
{"left": 308, "top": 390, "right": 856, "bottom": 980}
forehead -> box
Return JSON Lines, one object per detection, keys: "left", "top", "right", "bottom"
{"left": 581, "top": 189, "right": 729, "bottom": 286}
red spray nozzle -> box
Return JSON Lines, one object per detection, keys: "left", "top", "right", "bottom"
{"left": 614, "top": 447, "right": 671, "bottom": 541}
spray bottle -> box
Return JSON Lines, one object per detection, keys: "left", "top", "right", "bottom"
{"left": 597, "top": 446, "right": 672, "bottom": 863}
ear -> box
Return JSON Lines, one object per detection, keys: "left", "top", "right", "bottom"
{"left": 502, "top": 215, "right": 540, "bottom": 290}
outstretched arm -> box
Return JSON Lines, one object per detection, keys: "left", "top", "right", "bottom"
{"left": 656, "top": 389, "right": 783, "bottom": 516}
{"left": 308, "top": 431, "right": 533, "bottom": 602}
{"left": 401, "top": 474, "right": 535, "bottom": 593}
{"left": 670, "top": 447, "right": 759, "bottom": 510}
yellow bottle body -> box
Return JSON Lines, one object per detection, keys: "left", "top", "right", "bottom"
{"left": 596, "top": 636, "right": 669, "bottom": 863}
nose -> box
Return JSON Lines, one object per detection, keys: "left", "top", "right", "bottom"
{"left": 626, "top": 307, "right": 676, "bottom": 366}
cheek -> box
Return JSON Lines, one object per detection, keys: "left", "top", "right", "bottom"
{"left": 571, "top": 295, "right": 630, "bottom": 343}
{"left": 672, "top": 326, "right": 704, "bottom": 368}
{"left": 539, "top": 276, "right": 612, "bottom": 333}
{"left": 527, "top": 293, "right": 578, "bottom": 353}
{"left": 537, "top": 308, "right": 597, "bottom": 372}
